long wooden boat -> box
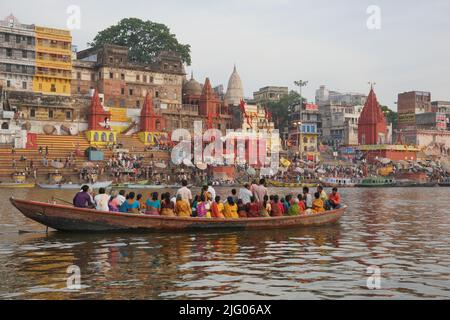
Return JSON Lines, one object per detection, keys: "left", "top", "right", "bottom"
{"left": 10, "top": 198, "right": 347, "bottom": 233}
{"left": 268, "top": 180, "right": 319, "bottom": 188}
{"left": 319, "top": 177, "right": 356, "bottom": 188}
{"left": 355, "top": 176, "right": 395, "bottom": 187}
{"left": 0, "top": 182, "right": 36, "bottom": 188}
{"left": 38, "top": 181, "right": 113, "bottom": 190}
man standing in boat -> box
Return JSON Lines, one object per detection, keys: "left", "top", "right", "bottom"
{"left": 176, "top": 180, "right": 193, "bottom": 205}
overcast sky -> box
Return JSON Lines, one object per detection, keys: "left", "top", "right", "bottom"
{"left": 2, "top": 0, "right": 449, "bottom": 109}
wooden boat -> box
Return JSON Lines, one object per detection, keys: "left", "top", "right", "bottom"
{"left": 355, "top": 176, "right": 395, "bottom": 187}
{"left": 38, "top": 181, "right": 113, "bottom": 190}
{"left": 0, "top": 182, "right": 36, "bottom": 188}
{"left": 438, "top": 178, "right": 450, "bottom": 187}
{"left": 10, "top": 198, "right": 347, "bottom": 233}
{"left": 268, "top": 180, "right": 319, "bottom": 188}
{"left": 320, "top": 177, "right": 356, "bottom": 188}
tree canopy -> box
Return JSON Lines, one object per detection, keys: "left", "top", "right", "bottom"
{"left": 88, "top": 18, "right": 192, "bottom": 65}
{"left": 381, "top": 105, "right": 398, "bottom": 128}
{"left": 266, "top": 91, "right": 302, "bottom": 130}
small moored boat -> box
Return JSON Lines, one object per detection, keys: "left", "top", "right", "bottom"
{"left": 320, "top": 177, "right": 356, "bottom": 188}
{"left": 0, "top": 182, "right": 36, "bottom": 188}
{"left": 355, "top": 176, "right": 395, "bottom": 187}
{"left": 38, "top": 181, "right": 113, "bottom": 190}
{"left": 10, "top": 198, "right": 347, "bottom": 233}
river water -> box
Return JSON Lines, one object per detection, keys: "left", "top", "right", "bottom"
{"left": 0, "top": 187, "right": 449, "bottom": 300}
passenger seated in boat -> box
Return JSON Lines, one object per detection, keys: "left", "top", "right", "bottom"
{"left": 175, "top": 195, "right": 192, "bottom": 218}
{"left": 73, "top": 185, "right": 94, "bottom": 209}
{"left": 287, "top": 198, "right": 301, "bottom": 216}
{"left": 191, "top": 195, "right": 199, "bottom": 217}
{"left": 211, "top": 196, "right": 225, "bottom": 219}
{"left": 260, "top": 195, "right": 271, "bottom": 217}
{"left": 247, "top": 196, "right": 261, "bottom": 218}
{"left": 117, "top": 190, "right": 126, "bottom": 207}
{"left": 237, "top": 199, "right": 248, "bottom": 218}
{"left": 145, "top": 192, "right": 161, "bottom": 215}
{"left": 317, "top": 186, "right": 328, "bottom": 202}
{"left": 108, "top": 191, "right": 120, "bottom": 212}
{"left": 94, "top": 187, "right": 110, "bottom": 212}
{"left": 224, "top": 197, "right": 239, "bottom": 219}
{"left": 271, "top": 195, "right": 283, "bottom": 217}
{"left": 196, "top": 195, "right": 210, "bottom": 218}
{"left": 161, "top": 193, "right": 175, "bottom": 217}
{"left": 230, "top": 189, "right": 238, "bottom": 204}
{"left": 312, "top": 192, "right": 325, "bottom": 213}
{"left": 327, "top": 188, "right": 341, "bottom": 210}
{"left": 297, "top": 194, "right": 306, "bottom": 212}
{"left": 119, "top": 192, "right": 140, "bottom": 214}
{"left": 303, "top": 187, "right": 313, "bottom": 209}
{"left": 137, "top": 194, "right": 144, "bottom": 210}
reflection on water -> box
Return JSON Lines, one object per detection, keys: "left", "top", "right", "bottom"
{"left": 1, "top": 187, "right": 449, "bottom": 299}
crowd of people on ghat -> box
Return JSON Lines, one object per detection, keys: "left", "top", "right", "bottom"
{"left": 72, "top": 179, "right": 342, "bottom": 218}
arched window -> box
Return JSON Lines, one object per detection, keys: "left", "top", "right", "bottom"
{"left": 109, "top": 133, "right": 114, "bottom": 142}
{"left": 101, "top": 132, "right": 107, "bottom": 142}
{"left": 1, "top": 122, "right": 9, "bottom": 130}
{"left": 93, "top": 132, "right": 99, "bottom": 142}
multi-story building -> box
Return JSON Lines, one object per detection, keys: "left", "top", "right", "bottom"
{"left": 33, "top": 26, "right": 72, "bottom": 95}
{"left": 0, "top": 15, "right": 36, "bottom": 92}
{"left": 431, "top": 101, "right": 450, "bottom": 130}
{"left": 253, "top": 86, "right": 288, "bottom": 103}
{"left": 320, "top": 103, "right": 362, "bottom": 146}
{"left": 397, "top": 91, "right": 432, "bottom": 130}
{"left": 288, "top": 102, "right": 321, "bottom": 160}
{"left": 315, "top": 85, "right": 366, "bottom": 107}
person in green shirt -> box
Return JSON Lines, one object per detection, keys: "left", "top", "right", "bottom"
{"left": 317, "top": 186, "right": 328, "bottom": 202}
{"left": 287, "top": 198, "right": 301, "bottom": 216}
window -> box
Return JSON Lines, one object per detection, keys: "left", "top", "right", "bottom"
{"left": 22, "top": 82, "right": 27, "bottom": 90}
{"left": 66, "top": 111, "right": 72, "bottom": 120}
{"left": 155, "top": 91, "right": 159, "bottom": 98}
{"left": 121, "top": 88, "right": 125, "bottom": 95}
{"left": 5, "top": 64, "right": 11, "bottom": 72}
{"left": 16, "top": 36, "right": 21, "bottom": 43}
{"left": 136, "top": 100, "right": 140, "bottom": 107}
{"left": 129, "top": 89, "right": 133, "bottom": 96}
{"left": 77, "top": 72, "right": 81, "bottom": 80}
{"left": 143, "top": 75, "right": 147, "bottom": 83}
{"left": 150, "top": 77, "right": 154, "bottom": 83}
{"left": 121, "top": 74, "right": 125, "bottom": 80}
{"left": 109, "top": 72, "right": 114, "bottom": 79}
{"left": 30, "top": 109, "right": 36, "bottom": 118}
{"left": 22, "top": 50, "right": 27, "bottom": 59}
{"left": 120, "top": 99, "right": 125, "bottom": 107}
{"left": 109, "top": 57, "right": 113, "bottom": 63}
{"left": 5, "top": 34, "right": 9, "bottom": 42}
{"left": 51, "top": 84, "right": 56, "bottom": 92}
{"left": 6, "top": 80, "right": 11, "bottom": 88}
{"left": 48, "top": 109, "right": 54, "bottom": 119}
{"left": 6, "top": 49, "right": 12, "bottom": 57}
{"left": 22, "top": 65, "right": 26, "bottom": 74}
{"left": 27, "top": 37, "right": 32, "bottom": 45}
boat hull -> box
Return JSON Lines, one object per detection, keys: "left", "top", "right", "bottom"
{"left": 38, "top": 181, "right": 113, "bottom": 190}
{"left": 10, "top": 198, "right": 346, "bottom": 233}
{"left": 0, "top": 183, "right": 35, "bottom": 188}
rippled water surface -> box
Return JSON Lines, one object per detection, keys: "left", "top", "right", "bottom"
{"left": 0, "top": 187, "right": 449, "bottom": 299}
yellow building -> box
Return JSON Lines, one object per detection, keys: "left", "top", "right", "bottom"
{"left": 33, "top": 26, "right": 72, "bottom": 96}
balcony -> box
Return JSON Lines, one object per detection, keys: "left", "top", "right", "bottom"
{"left": 36, "top": 58, "right": 72, "bottom": 71}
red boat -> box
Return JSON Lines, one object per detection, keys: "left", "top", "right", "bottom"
{"left": 10, "top": 198, "right": 346, "bottom": 233}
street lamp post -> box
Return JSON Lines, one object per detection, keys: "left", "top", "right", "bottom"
{"left": 294, "top": 80, "right": 308, "bottom": 160}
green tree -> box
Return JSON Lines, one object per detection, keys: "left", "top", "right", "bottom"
{"left": 266, "top": 91, "right": 302, "bottom": 130}
{"left": 381, "top": 105, "right": 398, "bottom": 128}
{"left": 88, "top": 18, "right": 192, "bottom": 65}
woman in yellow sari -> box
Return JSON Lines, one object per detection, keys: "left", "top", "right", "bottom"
{"left": 175, "top": 195, "right": 192, "bottom": 218}
{"left": 223, "top": 196, "right": 239, "bottom": 219}
{"left": 312, "top": 192, "right": 325, "bottom": 213}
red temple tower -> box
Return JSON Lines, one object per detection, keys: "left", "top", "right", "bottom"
{"left": 138, "top": 93, "right": 167, "bottom": 146}
{"left": 358, "top": 87, "right": 388, "bottom": 145}
{"left": 140, "top": 93, "right": 164, "bottom": 132}
{"left": 88, "top": 90, "right": 111, "bottom": 131}
{"left": 199, "top": 78, "right": 221, "bottom": 130}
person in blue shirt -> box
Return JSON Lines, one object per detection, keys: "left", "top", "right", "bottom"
{"left": 119, "top": 192, "right": 140, "bottom": 214}
{"left": 145, "top": 192, "right": 161, "bottom": 215}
